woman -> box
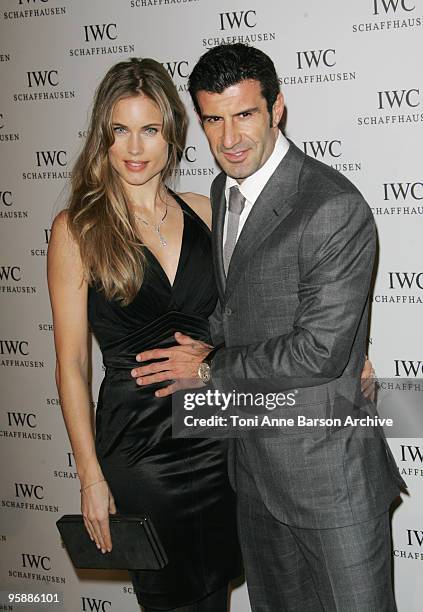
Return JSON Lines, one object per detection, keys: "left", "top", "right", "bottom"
{"left": 47, "top": 57, "right": 242, "bottom": 611}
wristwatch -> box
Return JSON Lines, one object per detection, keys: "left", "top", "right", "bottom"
{"left": 198, "top": 360, "right": 212, "bottom": 384}
{"left": 197, "top": 344, "right": 223, "bottom": 384}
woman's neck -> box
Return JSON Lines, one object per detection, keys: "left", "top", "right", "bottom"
{"left": 125, "top": 176, "right": 166, "bottom": 214}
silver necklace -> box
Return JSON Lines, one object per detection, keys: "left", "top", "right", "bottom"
{"left": 133, "top": 197, "right": 168, "bottom": 247}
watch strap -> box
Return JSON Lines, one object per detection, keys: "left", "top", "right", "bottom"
{"left": 204, "top": 342, "right": 224, "bottom": 366}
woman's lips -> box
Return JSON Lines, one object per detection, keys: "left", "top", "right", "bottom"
{"left": 124, "top": 160, "right": 148, "bottom": 172}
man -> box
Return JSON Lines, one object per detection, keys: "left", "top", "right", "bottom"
{"left": 132, "top": 44, "right": 404, "bottom": 611}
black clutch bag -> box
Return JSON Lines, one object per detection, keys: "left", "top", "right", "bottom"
{"left": 56, "top": 514, "right": 168, "bottom": 570}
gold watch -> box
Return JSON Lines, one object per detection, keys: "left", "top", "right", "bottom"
{"left": 198, "top": 361, "right": 211, "bottom": 384}
{"left": 197, "top": 345, "right": 223, "bottom": 384}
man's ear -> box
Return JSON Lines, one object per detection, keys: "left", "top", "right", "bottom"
{"left": 272, "top": 92, "right": 284, "bottom": 128}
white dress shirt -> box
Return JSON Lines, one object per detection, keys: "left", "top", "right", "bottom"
{"left": 223, "top": 131, "right": 290, "bottom": 246}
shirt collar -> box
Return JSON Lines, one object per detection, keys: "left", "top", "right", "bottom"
{"left": 225, "top": 131, "right": 290, "bottom": 206}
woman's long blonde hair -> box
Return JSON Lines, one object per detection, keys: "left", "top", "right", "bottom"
{"left": 67, "top": 58, "right": 187, "bottom": 305}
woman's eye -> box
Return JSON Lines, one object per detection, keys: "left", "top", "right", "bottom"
{"left": 113, "top": 126, "right": 126, "bottom": 134}
{"left": 145, "top": 127, "right": 158, "bottom": 135}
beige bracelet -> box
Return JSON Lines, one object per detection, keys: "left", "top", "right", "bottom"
{"left": 80, "top": 478, "right": 106, "bottom": 493}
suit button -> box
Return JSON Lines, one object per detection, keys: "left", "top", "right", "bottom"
{"left": 224, "top": 307, "right": 232, "bottom": 316}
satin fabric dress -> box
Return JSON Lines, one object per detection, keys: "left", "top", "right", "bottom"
{"left": 87, "top": 193, "right": 241, "bottom": 610}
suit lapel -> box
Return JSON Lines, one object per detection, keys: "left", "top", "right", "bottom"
{"left": 210, "top": 172, "right": 227, "bottom": 302}
{"left": 224, "top": 141, "right": 304, "bottom": 301}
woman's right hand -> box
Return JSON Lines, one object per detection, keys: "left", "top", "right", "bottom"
{"left": 81, "top": 479, "right": 117, "bottom": 553}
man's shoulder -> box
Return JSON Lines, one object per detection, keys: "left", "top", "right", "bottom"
{"left": 280, "top": 140, "right": 372, "bottom": 224}
{"left": 210, "top": 171, "right": 226, "bottom": 192}
{"left": 298, "top": 155, "right": 374, "bottom": 229}
{"left": 210, "top": 171, "right": 227, "bottom": 206}
{"left": 300, "top": 149, "right": 360, "bottom": 198}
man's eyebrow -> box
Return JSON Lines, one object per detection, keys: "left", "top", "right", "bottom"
{"left": 235, "top": 106, "right": 259, "bottom": 116}
{"left": 201, "top": 113, "right": 222, "bottom": 121}
{"left": 201, "top": 107, "right": 259, "bottom": 120}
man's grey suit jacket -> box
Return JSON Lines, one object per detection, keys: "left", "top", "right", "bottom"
{"left": 209, "top": 139, "right": 405, "bottom": 530}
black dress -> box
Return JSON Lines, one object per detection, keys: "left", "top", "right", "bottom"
{"left": 87, "top": 193, "right": 242, "bottom": 611}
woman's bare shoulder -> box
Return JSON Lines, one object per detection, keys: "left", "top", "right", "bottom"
{"left": 178, "top": 192, "right": 212, "bottom": 229}
{"left": 49, "top": 210, "right": 81, "bottom": 264}
{"left": 51, "top": 210, "right": 69, "bottom": 234}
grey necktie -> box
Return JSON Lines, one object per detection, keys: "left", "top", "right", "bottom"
{"left": 223, "top": 185, "right": 246, "bottom": 275}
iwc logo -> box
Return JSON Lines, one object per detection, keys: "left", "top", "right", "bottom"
{"left": 3, "top": 0, "right": 66, "bottom": 21}
{"left": 280, "top": 48, "right": 356, "bottom": 87}
{"left": 1, "top": 410, "right": 53, "bottom": 442}
{"left": 371, "top": 181, "right": 423, "bottom": 216}
{"left": 0, "top": 187, "right": 29, "bottom": 220}
{"left": 30, "top": 227, "right": 50, "bottom": 257}
{"left": 203, "top": 10, "right": 275, "bottom": 49}
{"left": 0, "top": 340, "right": 44, "bottom": 369}
{"left": 12, "top": 69, "right": 75, "bottom": 103}
{"left": 162, "top": 60, "right": 190, "bottom": 93}
{"left": 399, "top": 443, "right": 423, "bottom": 478}
{"left": 22, "top": 150, "right": 71, "bottom": 181}
{"left": 69, "top": 23, "right": 135, "bottom": 58}
{"left": 53, "top": 451, "right": 78, "bottom": 481}
{"left": 393, "top": 528, "right": 423, "bottom": 561}
{"left": 302, "top": 139, "right": 362, "bottom": 175}
{"left": 0, "top": 112, "right": 20, "bottom": 142}
{"left": 352, "top": 0, "right": 421, "bottom": 33}
{"left": 1, "top": 482, "right": 59, "bottom": 513}
{"left": 130, "top": 0, "right": 200, "bottom": 8}
{"left": 172, "top": 145, "right": 216, "bottom": 179}
{"left": 371, "top": 271, "right": 423, "bottom": 304}
{"left": 357, "top": 88, "right": 423, "bottom": 127}
{"left": 8, "top": 552, "right": 66, "bottom": 585}
{"left": 394, "top": 360, "right": 423, "bottom": 377}
{"left": 81, "top": 597, "right": 112, "bottom": 611}
{"left": 0, "top": 265, "right": 37, "bottom": 295}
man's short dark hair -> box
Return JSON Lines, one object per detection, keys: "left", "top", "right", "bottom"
{"left": 188, "top": 43, "right": 280, "bottom": 118}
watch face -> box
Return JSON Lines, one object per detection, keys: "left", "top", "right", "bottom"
{"left": 198, "top": 362, "right": 211, "bottom": 383}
